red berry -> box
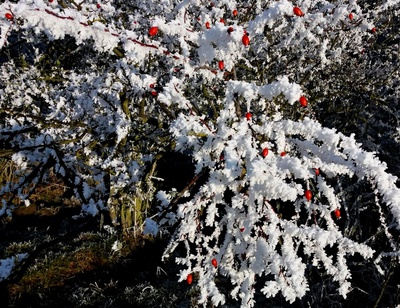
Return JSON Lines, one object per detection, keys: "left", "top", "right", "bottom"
{"left": 240, "top": 227, "right": 245, "bottom": 232}
{"left": 220, "top": 18, "right": 225, "bottom": 24}
{"left": 299, "top": 96, "right": 308, "bottom": 107}
{"left": 280, "top": 151, "right": 286, "bottom": 156}
{"left": 49, "top": 0, "right": 54, "bottom": 2}
{"left": 314, "top": 168, "right": 320, "bottom": 176}
{"left": 227, "top": 27, "right": 234, "bottom": 34}
{"left": 242, "top": 34, "right": 250, "bottom": 46}
{"left": 233, "top": 9, "right": 238, "bottom": 17}
{"left": 186, "top": 273, "right": 193, "bottom": 285}
{"left": 218, "top": 60, "right": 224, "bottom": 71}
{"left": 262, "top": 148, "right": 269, "bottom": 158}
{"left": 293, "top": 7, "right": 304, "bottom": 17}
{"left": 5, "top": 13, "right": 13, "bottom": 20}
{"left": 96, "top": 3, "right": 101, "bottom": 8}
{"left": 245, "top": 112, "right": 252, "bottom": 121}
{"left": 334, "top": 209, "right": 341, "bottom": 219}
{"left": 150, "top": 91, "right": 158, "bottom": 97}
{"left": 348, "top": 13, "right": 353, "bottom": 20}
{"left": 305, "top": 190, "right": 312, "bottom": 201}
{"left": 205, "top": 21, "right": 211, "bottom": 29}
{"left": 149, "top": 83, "right": 155, "bottom": 88}
{"left": 371, "top": 27, "right": 377, "bottom": 33}
{"left": 211, "top": 258, "right": 218, "bottom": 268}
{"left": 149, "top": 26, "right": 158, "bottom": 36}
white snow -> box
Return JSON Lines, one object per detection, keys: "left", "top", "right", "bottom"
{"left": 0, "top": 254, "right": 28, "bottom": 282}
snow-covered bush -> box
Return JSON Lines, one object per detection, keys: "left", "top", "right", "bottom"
{"left": 0, "top": 0, "right": 399, "bottom": 305}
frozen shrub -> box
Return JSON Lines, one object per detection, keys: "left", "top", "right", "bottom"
{"left": 0, "top": 0, "right": 399, "bottom": 306}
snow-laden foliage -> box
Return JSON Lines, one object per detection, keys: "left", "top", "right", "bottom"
{"left": 0, "top": 0, "right": 399, "bottom": 306}
{"left": 164, "top": 95, "right": 399, "bottom": 304}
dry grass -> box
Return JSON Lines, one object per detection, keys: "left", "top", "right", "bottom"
{"left": 7, "top": 240, "right": 116, "bottom": 297}
{"left": 0, "top": 158, "right": 68, "bottom": 208}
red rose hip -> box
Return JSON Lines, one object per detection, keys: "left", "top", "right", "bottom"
{"left": 186, "top": 273, "right": 193, "bottom": 284}
{"left": 299, "top": 96, "right": 308, "bottom": 107}
{"left": 305, "top": 190, "right": 312, "bottom": 201}
{"left": 242, "top": 34, "right": 250, "bottom": 46}
{"left": 149, "top": 26, "right": 158, "bottom": 36}
{"left": 211, "top": 258, "right": 218, "bottom": 268}
{"left": 293, "top": 7, "right": 304, "bottom": 17}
